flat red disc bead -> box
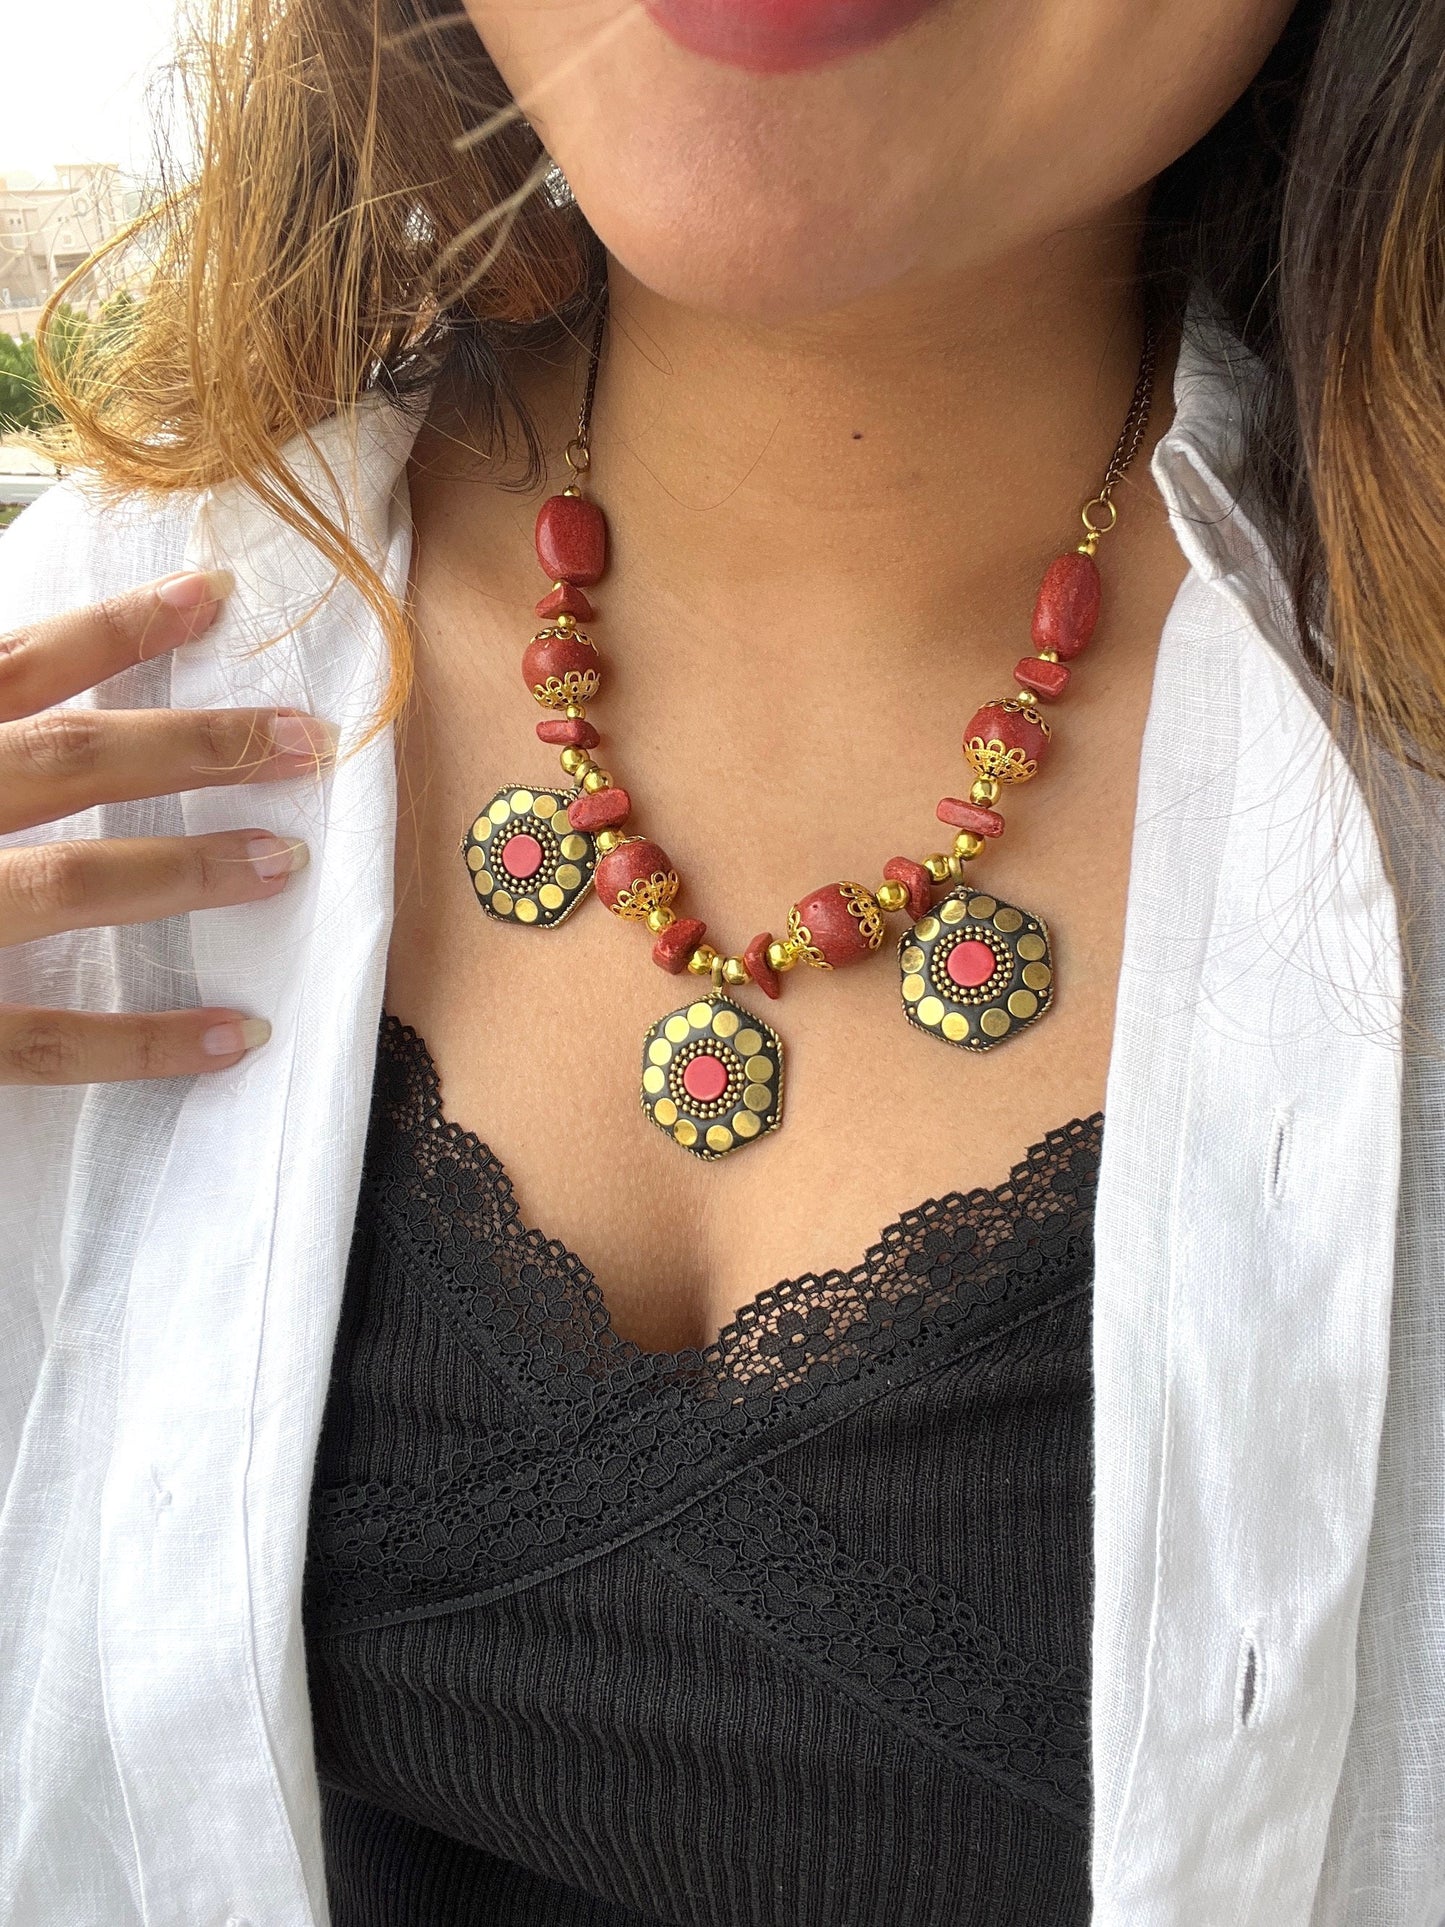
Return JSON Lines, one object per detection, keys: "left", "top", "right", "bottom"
{"left": 536, "top": 716, "right": 600, "bottom": 750}
{"left": 534, "top": 582, "right": 596, "bottom": 623}
{"left": 567, "top": 786, "right": 631, "bottom": 832}
{"left": 1014, "top": 656, "right": 1072, "bottom": 700}
{"left": 883, "top": 857, "right": 933, "bottom": 921}
{"left": 535, "top": 494, "right": 608, "bottom": 587}
{"left": 682, "top": 1053, "right": 729, "bottom": 1102}
{"left": 595, "top": 838, "right": 674, "bottom": 913}
{"left": 744, "top": 932, "right": 781, "bottom": 1000}
{"left": 1031, "top": 552, "right": 1101, "bottom": 661}
{"left": 947, "top": 939, "right": 999, "bottom": 989}
{"left": 653, "top": 917, "right": 707, "bottom": 974}
{"left": 792, "top": 883, "right": 883, "bottom": 969}
{"left": 936, "top": 798, "right": 1005, "bottom": 837}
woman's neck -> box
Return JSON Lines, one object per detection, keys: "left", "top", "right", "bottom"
{"left": 585, "top": 213, "right": 1156, "bottom": 672}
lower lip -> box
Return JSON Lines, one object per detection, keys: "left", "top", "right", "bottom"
{"left": 640, "top": 0, "right": 941, "bottom": 72}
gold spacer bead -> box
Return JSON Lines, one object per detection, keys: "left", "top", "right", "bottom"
{"left": 946, "top": 854, "right": 965, "bottom": 880}
{"left": 722, "top": 956, "right": 750, "bottom": 987}
{"left": 554, "top": 611, "right": 576, "bottom": 632}
{"left": 562, "top": 484, "right": 582, "bottom": 499}
{"left": 559, "top": 746, "right": 590, "bottom": 776}
{"left": 687, "top": 944, "right": 720, "bottom": 976}
{"left": 564, "top": 702, "right": 587, "bottom": 721}
{"left": 875, "top": 879, "right": 909, "bottom": 914}
{"left": 953, "top": 831, "right": 985, "bottom": 861}
{"left": 582, "top": 768, "right": 612, "bottom": 793}
{"left": 1038, "top": 650, "right": 1060, "bottom": 664}
{"left": 646, "top": 906, "right": 675, "bottom": 934}
{"left": 1014, "top": 688, "right": 1039, "bottom": 707}
{"left": 923, "top": 853, "right": 953, "bottom": 884}
{"left": 970, "top": 777, "right": 1001, "bottom": 806}
{"left": 765, "top": 939, "right": 799, "bottom": 973}
{"left": 596, "top": 828, "right": 626, "bottom": 854}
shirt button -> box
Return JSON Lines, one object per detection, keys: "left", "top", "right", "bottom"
{"left": 226, "top": 1915, "right": 254, "bottom": 1926}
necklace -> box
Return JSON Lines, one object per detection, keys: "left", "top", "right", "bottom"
{"left": 462, "top": 305, "right": 1157, "bottom": 1160}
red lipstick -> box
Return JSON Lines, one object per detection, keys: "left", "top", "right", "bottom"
{"left": 641, "top": 0, "right": 941, "bottom": 73}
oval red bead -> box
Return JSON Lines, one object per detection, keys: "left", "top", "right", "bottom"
{"left": 567, "top": 786, "right": 631, "bottom": 832}
{"left": 744, "top": 932, "right": 781, "bottom": 1000}
{"left": 653, "top": 917, "right": 707, "bottom": 974}
{"left": 682, "top": 1053, "right": 729, "bottom": 1102}
{"left": 946, "top": 939, "right": 999, "bottom": 989}
{"left": 536, "top": 716, "right": 601, "bottom": 750}
{"left": 936, "top": 798, "right": 1005, "bottom": 837}
{"left": 534, "top": 582, "right": 596, "bottom": 623}
{"left": 883, "top": 857, "right": 933, "bottom": 921}
{"left": 963, "top": 702, "right": 1051, "bottom": 779}
{"left": 535, "top": 494, "right": 608, "bottom": 588}
{"left": 1014, "top": 656, "right": 1071, "bottom": 700}
{"left": 792, "top": 883, "right": 883, "bottom": 969}
{"left": 1031, "top": 552, "right": 1101, "bottom": 661}
{"left": 595, "top": 839, "right": 674, "bottom": 912}
{"left": 522, "top": 630, "right": 600, "bottom": 706}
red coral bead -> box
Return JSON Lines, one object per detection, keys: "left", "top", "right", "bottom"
{"left": 744, "top": 932, "right": 782, "bottom": 1000}
{"left": 883, "top": 857, "right": 933, "bottom": 921}
{"left": 535, "top": 494, "right": 608, "bottom": 587}
{"left": 1031, "top": 552, "right": 1101, "bottom": 661}
{"left": 522, "top": 629, "right": 601, "bottom": 709}
{"left": 791, "top": 883, "right": 885, "bottom": 969}
{"left": 595, "top": 839, "right": 675, "bottom": 916}
{"left": 653, "top": 917, "right": 707, "bottom": 974}
{"left": 534, "top": 582, "right": 596, "bottom": 623}
{"left": 567, "top": 786, "right": 631, "bottom": 832}
{"left": 936, "top": 798, "right": 1005, "bottom": 837}
{"left": 1014, "top": 656, "right": 1072, "bottom": 700}
{"left": 963, "top": 701, "right": 1051, "bottom": 782}
{"left": 536, "top": 716, "right": 601, "bottom": 750}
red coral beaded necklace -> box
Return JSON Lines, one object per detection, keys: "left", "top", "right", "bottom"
{"left": 462, "top": 302, "right": 1158, "bottom": 1160}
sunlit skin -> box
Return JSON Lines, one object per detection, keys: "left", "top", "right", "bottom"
{"left": 389, "top": 0, "right": 1297, "bottom": 1351}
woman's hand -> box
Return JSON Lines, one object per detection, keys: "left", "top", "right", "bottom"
{"left": 0, "top": 568, "right": 335, "bottom": 1085}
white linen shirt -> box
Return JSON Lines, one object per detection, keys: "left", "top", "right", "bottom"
{"left": 1, "top": 337, "right": 1443, "bottom": 1927}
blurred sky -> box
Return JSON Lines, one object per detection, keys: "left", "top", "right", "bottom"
{"left": 2, "top": 0, "right": 182, "bottom": 181}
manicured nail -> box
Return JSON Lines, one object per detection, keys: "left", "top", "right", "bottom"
{"left": 156, "top": 569, "right": 235, "bottom": 611}
{"left": 201, "top": 1016, "right": 272, "bottom": 1057}
{"left": 269, "top": 710, "right": 338, "bottom": 770}
{"left": 246, "top": 834, "right": 310, "bottom": 881}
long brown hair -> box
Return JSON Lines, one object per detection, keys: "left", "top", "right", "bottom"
{"left": 42, "top": 0, "right": 1445, "bottom": 771}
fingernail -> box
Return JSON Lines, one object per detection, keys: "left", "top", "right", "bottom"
{"left": 246, "top": 834, "right": 310, "bottom": 881}
{"left": 269, "top": 710, "right": 339, "bottom": 770}
{"left": 201, "top": 1016, "right": 272, "bottom": 1057}
{"left": 156, "top": 569, "right": 235, "bottom": 611}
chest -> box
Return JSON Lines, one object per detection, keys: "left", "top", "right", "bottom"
{"left": 383, "top": 479, "right": 1183, "bottom": 1352}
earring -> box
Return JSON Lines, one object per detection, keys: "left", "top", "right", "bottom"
{"left": 543, "top": 158, "right": 575, "bottom": 209}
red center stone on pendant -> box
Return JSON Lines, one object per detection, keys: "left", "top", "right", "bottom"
{"left": 682, "top": 1053, "right": 729, "bottom": 1103}
{"left": 947, "top": 939, "right": 998, "bottom": 989}
{"left": 500, "top": 832, "right": 544, "bottom": 880}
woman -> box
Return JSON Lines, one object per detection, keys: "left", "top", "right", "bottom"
{"left": 1, "top": 0, "right": 1442, "bottom": 1919}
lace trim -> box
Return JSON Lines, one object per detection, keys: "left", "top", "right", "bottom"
{"left": 308, "top": 1017, "right": 1101, "bottom": 1635}
{"left": 645, "top": 1464, "right": 1089, "bottom": 1829}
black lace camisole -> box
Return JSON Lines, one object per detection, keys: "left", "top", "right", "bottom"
{"left": 303, "top": 1015, "right": 1100, "bottom": 1927}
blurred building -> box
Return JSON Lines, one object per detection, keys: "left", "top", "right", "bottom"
{"left": 0, "top": 165, "right": 135, "bottom": 334}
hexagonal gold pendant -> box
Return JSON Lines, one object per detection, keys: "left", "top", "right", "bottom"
{"left": 641, "top": 995, "right": 784, "bottom": 1159}
{"left": 462, "top": 784, "right": 596, "bottom": 928}
{"left": 899, "top": 890, "right": 1054, "bottom": 1049}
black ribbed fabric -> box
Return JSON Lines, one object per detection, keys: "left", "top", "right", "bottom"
{"left": 303, "top": 1015, "right": 1100, "bottom": 1927}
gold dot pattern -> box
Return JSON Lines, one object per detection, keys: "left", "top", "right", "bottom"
{"left": 897, "top": 891, "right": 1055, "bottom": 1056}
{"left": 461, "top": 783, "right": 598, "bottom": 930}
{"left": 639, "top": 994, "right": 784, "bottom": 1161}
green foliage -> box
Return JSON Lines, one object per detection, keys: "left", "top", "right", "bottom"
{"left": 0, "top": 331, "right": 50, "bottom": 433}
{"left": 0, "top": 294, "right": 140, "bottom": 432}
